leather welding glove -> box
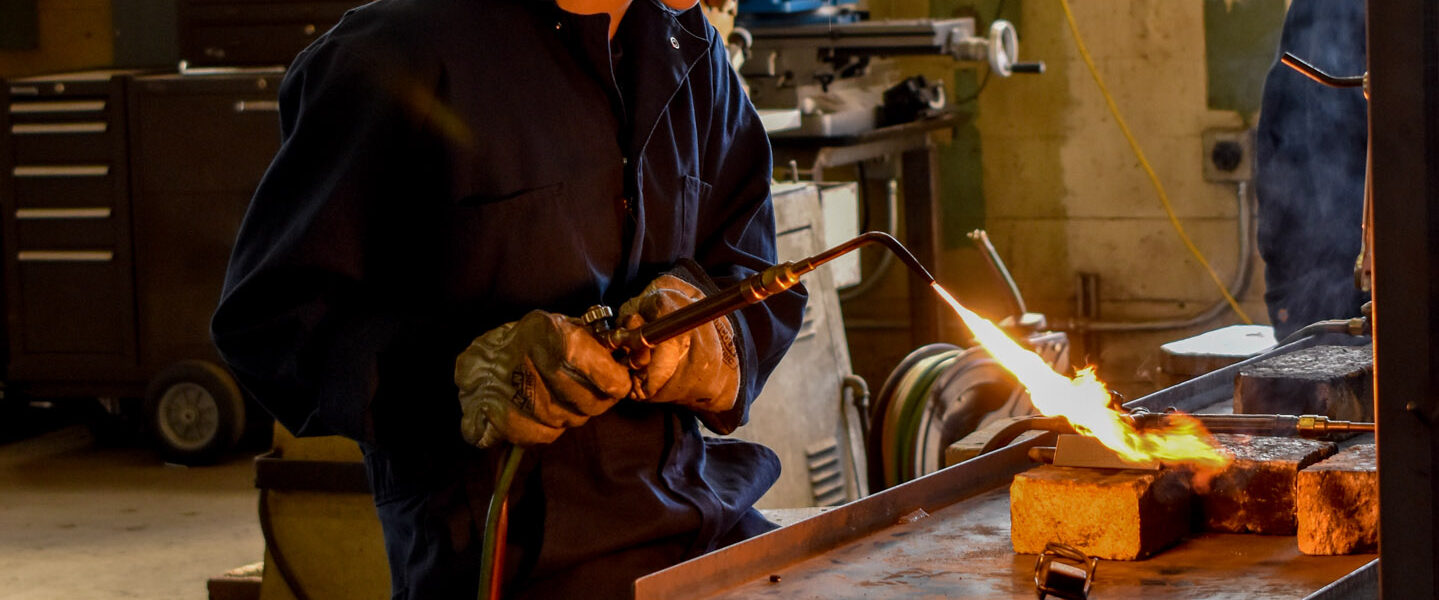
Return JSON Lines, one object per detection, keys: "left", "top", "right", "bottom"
{"left": 455, "top": 310, "right": 632, "bottom": 448}
{"left": 618, "top": 272, "right": 741, "bottom": 419}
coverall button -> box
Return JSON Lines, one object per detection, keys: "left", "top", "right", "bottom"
{"left": 621, "top": 157, "right": 628, "bottom": 166}
{"left": 555, "top": 22, "right": 562, "bottom": 30}
{"left": 670, "top": 36, "right": 680, "bottom": 49}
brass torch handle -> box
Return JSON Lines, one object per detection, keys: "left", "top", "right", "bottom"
{"left": 592, "top": 231, "right": 936, "bottom": 363}
{"left": 585, "top": 263, "right": 803, "bottom": 365}
{"left": 636, "top": 262, "right": 803, "bottom": 349}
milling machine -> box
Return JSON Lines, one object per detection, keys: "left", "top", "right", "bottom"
{"left": 731, "top": 8, "right": 1043, "bottom": 137}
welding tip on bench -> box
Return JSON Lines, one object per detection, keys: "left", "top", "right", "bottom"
{"left": 1028, "top": 446, "right": 1057, "bottom": 464}
{"left": 1290, "top": 415, "right": 1376, "bottom": 435}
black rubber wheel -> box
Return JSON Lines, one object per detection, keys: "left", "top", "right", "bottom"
{"left": 144, "top": 360, "right": 246, "bottom": 465}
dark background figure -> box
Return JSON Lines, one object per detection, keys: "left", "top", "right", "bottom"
{"left": 1255, "top": 0, "right": 1369, "bottom": 339}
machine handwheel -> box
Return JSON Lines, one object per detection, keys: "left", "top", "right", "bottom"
{"left": 144, "top": 360, "right": 246, "bottom": 465}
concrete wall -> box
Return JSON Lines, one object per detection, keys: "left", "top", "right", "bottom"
{"left": 0, "top": 0, "right": 113, "bottom": 78}
{"left": 983, "top": 0, "right": 1278, "bottom": 397}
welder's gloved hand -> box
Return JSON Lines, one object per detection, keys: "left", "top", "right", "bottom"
{"left": 455, "top": 310, "right": 632, "bottom": 448}
{"left": 618, "top": 273, "right": 741, "bottom": 419}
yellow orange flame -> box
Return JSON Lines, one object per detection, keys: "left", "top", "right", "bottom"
{"left": 932, "top": 283, "right": 1229, "bottom": 468}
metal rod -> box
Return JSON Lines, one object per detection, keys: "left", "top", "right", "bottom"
{"left": 1068, "top": 180, "right": 1255, "bottom": 332}
{"left": 967, "top": 229, "right": 1027, "bottom": 318}
{"left": 1277, "top": 317, "right": 1369, "bottom": 346}
{"left": 1280, "top": 52, "right": 1366, "bottom": 89}
{"left": 1127, "top": 411, "right": 1375, "bottom": 437}
{"left": 794, "top": 231, "right": 934, "bottom": 283}
{"left": 970, "top": 410, "right": 1375, "bottom": 462}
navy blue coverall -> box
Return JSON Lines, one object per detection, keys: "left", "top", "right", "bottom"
{"left": 210, "top": 0, "right": 806, "bottom": 597}
{"left": 1255, "top": 0, "right": 1369, "bottom": 339}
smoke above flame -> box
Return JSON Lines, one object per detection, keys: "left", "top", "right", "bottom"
{"left": 932, "top": 283, "right": 1230, "bottom": 469}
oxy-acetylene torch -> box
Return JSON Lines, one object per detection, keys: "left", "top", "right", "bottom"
{"left": 478, "top": 232, "right": 934, "bottom": 600}
{"left": 586, "top": 231, "right": 934, "bottom": 362}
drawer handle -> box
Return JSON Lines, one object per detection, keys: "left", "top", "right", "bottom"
{"left": 17, "top": 250, "right": 113, "bottom": 262}
{"left": 11, "top": 122, "right": 107, "bottom": 135}
{"left": 9, "top": 100, "right": 106, "bottom": 114}
{"left": 234, "top": 100, "right": 280, "bottom": 113}
{"left": 13, "top": 165, "right": 109, "bottom": 177}
{"left": 16, "top": 208, "right": 111, "bottom": 220}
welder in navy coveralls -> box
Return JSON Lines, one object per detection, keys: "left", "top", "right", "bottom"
{"left": 210, "top": 0, "right": 806, "bottom": 597}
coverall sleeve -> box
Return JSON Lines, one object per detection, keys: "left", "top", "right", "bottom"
{"left": 211, "top": 33, "right": 441, "bottom": 445}
{"left": 691, "top": 33, "right": 808, "bottom": 434}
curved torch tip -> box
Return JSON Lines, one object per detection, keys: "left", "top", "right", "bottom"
{"left": 854, "top": 232, "right": 935, "bottom": 284}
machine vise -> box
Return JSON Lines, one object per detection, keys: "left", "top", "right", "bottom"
{"left": 738, "top": 17, "right": 1043, "bottom": 137}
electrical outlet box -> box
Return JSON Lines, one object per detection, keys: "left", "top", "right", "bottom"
{"left": 1202, "top": 129, "right": 1255, "bottom": 182}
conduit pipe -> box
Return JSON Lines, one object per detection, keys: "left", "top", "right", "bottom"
{"left": 1064, "top": 180, "right": 1256, "bottom": 332}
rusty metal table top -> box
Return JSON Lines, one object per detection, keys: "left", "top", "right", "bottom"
{"left": 636, "top": 333, "right": 1377, "bottom": 599}
{"left": 701, "top": 486, "right": 1374, "bottom": 599}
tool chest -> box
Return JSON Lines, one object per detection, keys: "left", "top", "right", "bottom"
{"left": 1, "top": 2, "right": 367, "bottom": 462}
{"left": 126, "top": 68, "right": 284, "bottom": 382}
{"left": 0, "top": 67, "right": 282, "bottom": 462}
{"left": 1, "top": 70, "right": 146, "bottom": 388}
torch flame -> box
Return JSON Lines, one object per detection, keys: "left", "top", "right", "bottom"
{"left": 932, "top": 283, "right": 1229, "bottom": 468}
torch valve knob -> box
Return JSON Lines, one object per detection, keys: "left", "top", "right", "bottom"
{"left": 582, "top": 305, "right": 616, "bottom": 334}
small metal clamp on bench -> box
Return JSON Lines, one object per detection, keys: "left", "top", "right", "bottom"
{"left": 1034, "top": 542, "right": 1099, "bottom": 600}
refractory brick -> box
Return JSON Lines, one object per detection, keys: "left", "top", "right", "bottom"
{"left": 1199, "top": 434, "right": 1336, "bottom": 534}
{"left": 1297, "top": 444, "right": 1377, "bottom": 555}
{"left": 1011, "top": 465, "right": 1192, "bottom": 560}
{"left": 1234, "top": 344, "right": 1373, "bottom": 421}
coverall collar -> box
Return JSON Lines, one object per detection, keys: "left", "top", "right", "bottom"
{"left": 623, "top": 1, "right": 711, "bottom": 155}
{"left": 541, "top": 0, "right": 712, "bottom": 156}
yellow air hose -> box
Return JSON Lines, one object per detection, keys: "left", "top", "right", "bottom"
{"left": 1057, "top": 0, "right": 1252, "bottom": 324}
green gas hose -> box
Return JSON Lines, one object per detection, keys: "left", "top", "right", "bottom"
{"left": 479, "top": 444, "right": 524, "bottom": 600}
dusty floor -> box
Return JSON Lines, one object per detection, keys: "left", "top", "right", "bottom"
{"left": 0, "top": 419, "right": 264, "bottom": 600}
